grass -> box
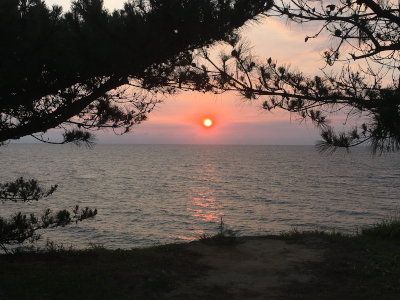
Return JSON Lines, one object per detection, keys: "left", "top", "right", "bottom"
{"left": 1, "top": 215, "right": 400, "bottom": 299}
{"left": 0, "top": 242, "right": 206, "bottom": 300}
{"left": 277, "top": 214, "right": 400, "bottom": 300}
{"left": 358, "top": 209, "right": 400, "bottom": 239}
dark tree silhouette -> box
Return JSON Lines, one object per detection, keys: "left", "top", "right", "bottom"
{"left": 171, "top": 0, "right": 400, "bottom": 154}
{"left": 0, "top": 177, "right": 97, "bottom": 253}
{"left": 0, "top": 0, "right": 273, "bottom": 252}
{"left": 0, "top": 0, "right": 272, "bottom": 146}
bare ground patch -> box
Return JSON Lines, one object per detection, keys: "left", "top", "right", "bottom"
{"left": 167, "top": 236, "right": 325, "bottom": 299}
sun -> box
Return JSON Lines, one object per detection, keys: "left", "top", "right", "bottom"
{"left": 203, "top": 119, "right": 212, "bottom": 127}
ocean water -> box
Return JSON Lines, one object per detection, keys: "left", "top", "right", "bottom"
{"left": 1, "top": 144, "right": 399, "bottom": 249}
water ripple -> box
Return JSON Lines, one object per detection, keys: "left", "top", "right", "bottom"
{"left": 1, "top": 144, "right": 400, "bottom": 249}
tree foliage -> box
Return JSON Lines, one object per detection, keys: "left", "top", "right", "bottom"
{"left": 0, "top": 0, "right": 274, "bottom": 252}
{"left": 0, "top": 177, "right": 97, "bottom": 253}
{"left": 0, "top": 0, "right": 272, "bottom": 146}
{"left": 172, "top": 0, "right": 400, "bottom": 154}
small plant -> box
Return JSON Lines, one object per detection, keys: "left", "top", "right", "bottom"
{"left": 216, "top": 216, "right": 235, "bottom": 238}
{"left": 44, "top": 239, "right": 74, "bottom": 253}
{"left": 198, "top": 216, "right": 236, "bottom": 245}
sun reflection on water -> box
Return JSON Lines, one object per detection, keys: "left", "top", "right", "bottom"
{"left": 187, "top": 185, "right": 223, "bottom": 222}
{"left": 166, "top": 235, "right": 197, "bottom": 241}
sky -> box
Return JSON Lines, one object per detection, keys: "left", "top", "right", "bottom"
{"left": 20, "top": 0, "right": 347, "bottom": 145}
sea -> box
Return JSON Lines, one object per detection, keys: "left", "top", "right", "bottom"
{"left": 1, "top": 144, "right": 399, "bottom": 250}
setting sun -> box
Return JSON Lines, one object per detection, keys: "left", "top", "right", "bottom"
{"left": 203, "top": 119, "right": 212, "bottom": 127}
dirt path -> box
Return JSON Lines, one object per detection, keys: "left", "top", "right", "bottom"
{"left": 168, "top": 236, "right": 325, "bottom": 299}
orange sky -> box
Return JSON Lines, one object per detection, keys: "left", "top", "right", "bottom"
{"left": 34, "top": 0, "right": 348, "bottom": 145}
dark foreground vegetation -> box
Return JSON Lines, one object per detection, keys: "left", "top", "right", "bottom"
{"left": 1, "top": 216, "right": 400, "bottom": 300}
{"left": 278, "top": 223, "right": 400, "bottom": 299}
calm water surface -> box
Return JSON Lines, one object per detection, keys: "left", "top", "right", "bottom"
{"left": 1, "top": 144, "right": 399, "bottom": 249}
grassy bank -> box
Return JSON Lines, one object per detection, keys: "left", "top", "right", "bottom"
{"left": 278, "top": 222, "right": 400, "bottom": 299}
{"left": 0, "top": 242, "right": 207, "bottom": 300}
{"left": 1, "top": 216, "right": 400, "bottom": 300}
